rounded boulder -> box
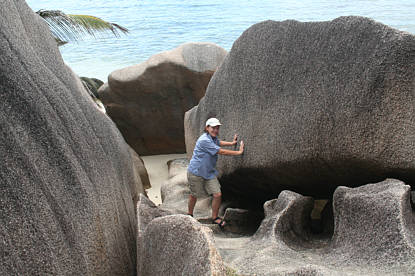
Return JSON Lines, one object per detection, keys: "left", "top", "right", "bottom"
{"left": 100, "top": 42, "right": 227, "bottom": 155}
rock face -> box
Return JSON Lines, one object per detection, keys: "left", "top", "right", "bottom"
{"left": 136, "top": 194, "right": 172, "bottom": 242}
{"left": 1, "top": 1, "right": 144, "bottom": 274}
{"left": 185, "top": 16, "right": 415, "bottom": 204}
{"left": 253, "top": 190, "right": 316, "bottom": 249}
{"left": 129, "top": 146, "right": 151, "bottom": 190}
{"left": 140, "top": 214, "right": 226, "bottom": 276}
{"left": 99, "top": 42, "right": 227, "bottom": 155}
{"left": 136, "top": 194, "right": 172, "bottom": 274}
{"left": 136, "top": 195, "right": 226, "bottom": 275}
{"left": 222, "top": 179, "right": 415, "bottom": 275}
{"left": 331, "top": 179, "right": 415, "bottom": 266}
{"left": 128, "top": 146, "right": 151, "bottom": 206}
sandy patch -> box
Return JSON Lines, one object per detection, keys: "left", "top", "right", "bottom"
{"left": 141, "top": 154, "right": 187, "bottom": 205}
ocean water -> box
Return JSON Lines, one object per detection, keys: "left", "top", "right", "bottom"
{"left": 27, "top": 0, "right": 415, "bottom": 81}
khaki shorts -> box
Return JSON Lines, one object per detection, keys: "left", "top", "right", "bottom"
{"left": 187, "top": 171, "right": 221, "bottom": 197}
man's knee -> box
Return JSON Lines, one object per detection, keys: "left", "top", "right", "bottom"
{"left": 212, "top": 192, "right": 222, "bottom": 198}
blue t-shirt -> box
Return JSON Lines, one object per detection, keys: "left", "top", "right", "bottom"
{"left": 188, "top": 133, "right": 221, "bottom": 179}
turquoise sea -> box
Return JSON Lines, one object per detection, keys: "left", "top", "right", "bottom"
{"left": 27, "top": 0, "right": 415, "bottom": 81}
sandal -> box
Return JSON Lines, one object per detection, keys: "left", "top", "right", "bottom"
{"left": 213, "top": 217, "right": 226, "bottom": 228}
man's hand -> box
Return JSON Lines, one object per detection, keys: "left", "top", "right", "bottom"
{"left": 239, "top": 141, "right": 244, "bottom": 154}
{"left": 218, "top": 140, "right": 245, "bottom": 156}
{"left": 232, "top": 134, "right": 238, "bottom": 145}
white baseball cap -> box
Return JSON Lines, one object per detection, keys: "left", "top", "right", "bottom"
{"left": 205, "top": 118, "right": 222, "bottom": 127}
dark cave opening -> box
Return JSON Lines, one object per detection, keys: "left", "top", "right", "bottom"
{"left": 219, "top": 163, "right": 415, "bottom": 238}
{"left": 309, "top": 199, "right": 334, "bottom": 236}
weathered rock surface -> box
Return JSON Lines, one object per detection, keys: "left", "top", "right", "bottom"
{"left": 140, "top": 214, "right": 226, "bottom": 276}
{"left": 154, "top": 161, "right": 415, "bottom": 274}
{"left": 1, "top": 1, "right": 144, "bottom": 274}
{"left": 331, "top": 179, "right": 415, "bottom": 266}
{"left": 253, "top": 190, "right": 318, "bottom": 249}
{"left": 218, "top": 179, "right": 415, "bottom": 275}
{"left": 167, "top": 157, "right": 189, "bottom": 178}
{"left": 136, "top": 194, "right": 172, "bottom": 241}
{"left": 185, "top": 16, "right": 415, "bottom": 204}
{"left": 99, "top": 42, "right": 227, "bottom": 155}
{"left": 129, "top": 146, "right": 151, "bottom": 190}
{"left": 136, "top": 194, "right": 172, "bottom": 274}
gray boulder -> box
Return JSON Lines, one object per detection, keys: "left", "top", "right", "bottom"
{"left": 129, "top": 146, "right": 151, "bottom": 191}
{"left": 136, "top": 194, "right": 172, "bottom": 274}
{"left": 253, "top": 190, "right": 318, "bottom": 249}
{"left": 185, "top": 16, "right": 415, "bottom": 204}
{"left": 140, "top": 214, "right": 226, "bottom": 276}
{"left": 167, "top": 157, "right": 189, "bottom": 178}
{"left": 1, "top": 1, "right": 144, "bottom": 274}
{"left": 99, "top": 42, "right": 227, "bottom": 155}
{"left": 136, "top": 194, "right": 172, "bottom": 242}
{"left": 331, "top": 179, "right": 415, "bottom": 266}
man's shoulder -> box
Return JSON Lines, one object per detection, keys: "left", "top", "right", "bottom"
{"left": 197, "top": 133, "right": 209, "bottom": 142}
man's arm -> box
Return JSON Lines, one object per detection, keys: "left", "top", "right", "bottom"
{"left": 219, "top": 141, "right": 236, "bottom": 146}
{"left": 218, "top": 141, "right": 244, "bottom": 156}
{"left": 219, "top": 134, "right": 238, "bottom": 147}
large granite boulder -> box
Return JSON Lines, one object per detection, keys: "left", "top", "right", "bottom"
{"left": 1, "top": 1, "right": 144, "bottom": 274}
{"left": 140, "top": 214, "right": 226, "bottom": 276}
{"left": 99, "top": 42, "right": 227, "bottom": 155}
{"left": 185, "top": 16, "right": 415, "bottom": 205}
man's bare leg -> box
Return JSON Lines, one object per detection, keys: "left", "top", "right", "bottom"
{"left": 211, "top": 192, "right": 222, "bottom": 220}
{"left": 188, "top": 194, "right": 197, "bottom": 216}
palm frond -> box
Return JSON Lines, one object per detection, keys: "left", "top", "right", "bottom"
{"left": 36, "top": 9, "right": 129, "bottom": 44}
{"left": 55, "top": 37, "right": 68, "bottom": 46}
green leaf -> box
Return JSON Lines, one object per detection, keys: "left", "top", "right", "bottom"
{"left": 36, "top": 9, "right": 129, "bottom": 44}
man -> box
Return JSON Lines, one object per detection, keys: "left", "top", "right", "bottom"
{"left": 187, "top": 118, "right": 244, "bottom": 227}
